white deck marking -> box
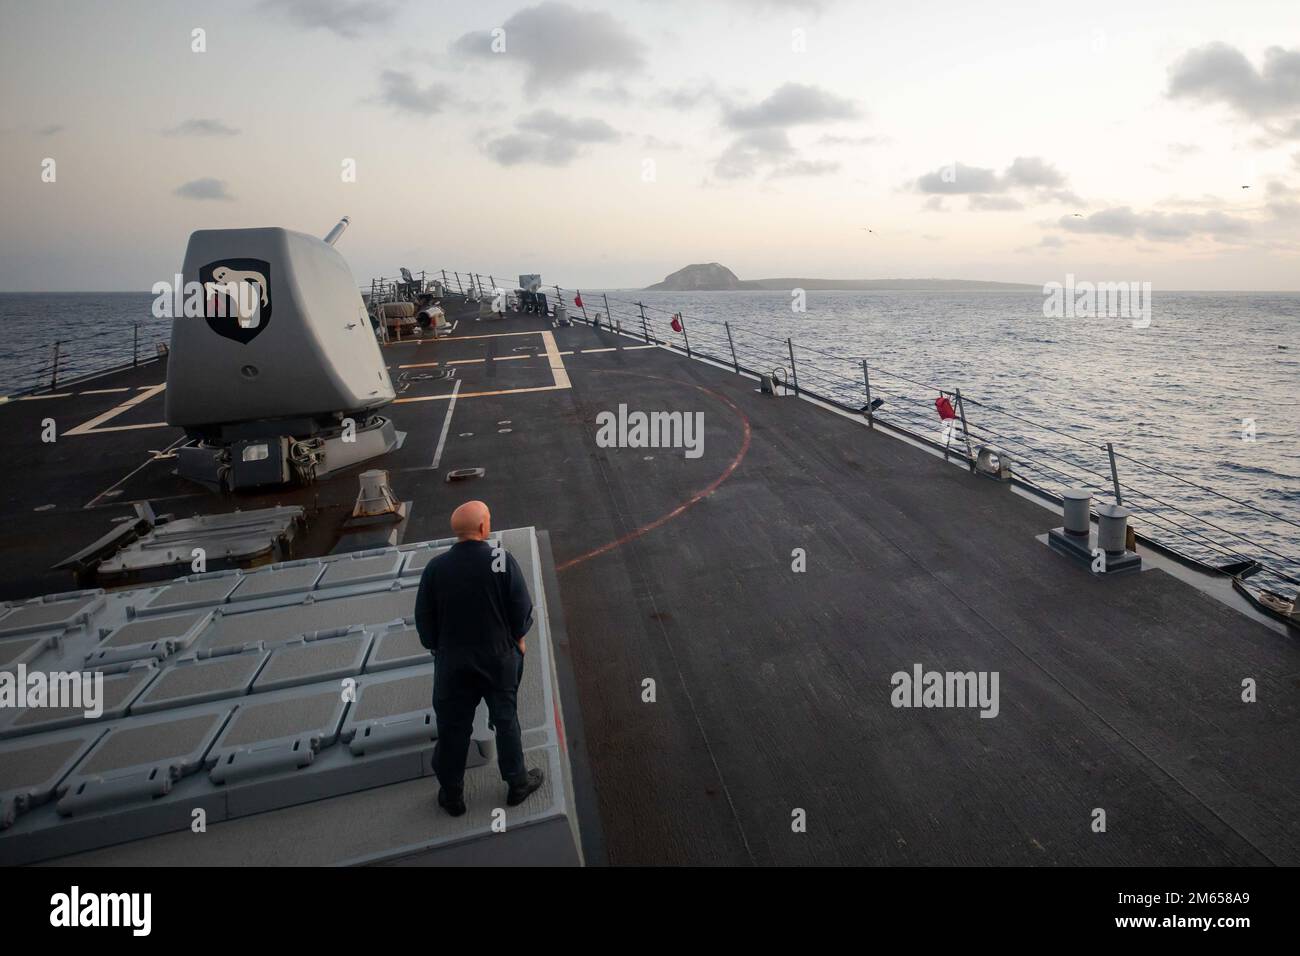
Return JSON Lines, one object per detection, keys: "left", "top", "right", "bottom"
{"left": 431, "top": 379, "right": 461, "bottom": 469}
{"left": 583, "top": 347, "right": 617, "bottom": 353}
{"left": 66, "top": 383, "right": 167, "bottom": 435}
{"left": 80, "top": 387, "right": 131, "bottom": 395}
{"left": 18, "top": 393, "right": 73, "bottom": 400}
{"left": 398, "top": 361, "right": 440, "bottom": 369}
{"left": 447, "top": 358, "right": 485, "bottom": 365}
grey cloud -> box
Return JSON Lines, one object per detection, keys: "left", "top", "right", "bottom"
{"left": 174, "top": 178, "right": 234, "bottom": 201}
{"left": 453, "top": 3, "right": 645, "bottom": 94}
{"left": 516, "top": 110, "right": 619, "bottom": 142}
{"left": 260, "top": 0, "right": 399, "bottom": 39}
{"left": 914, "top": 156, "right": 1077, "bottom": 208}
{"left": 164, "top": 118, "right": 239, "bottom": 136}
{"left": 1004, "top": 156, "right": 1066, "bottom": 188}
{"left": 378, "top": 70, "right": 451, "bottom": 116}
{"left": 723, "top": 83, "right": 858, "bottom": 129}
{"left": 1270, "top": 201, "right": 1300, "bottom": 220}
{"left": 483, "top": 110, "right": 620, "bottom": 166}
{"left": 36, "top": 124, "right": 63, "bottom": 136}
{"left": 713, "top": 129, "right": 794, "bottom": 180}
{"left": 915, "top": 162, "right": 1002, "bottom": 195}
{"left": 1059, "top": 206, "right": 1251, "bottom": 241}
{"left": 1167, "top": 43, "right": 1300, "bottom": 118}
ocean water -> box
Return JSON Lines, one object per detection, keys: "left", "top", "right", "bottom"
{"left": 1, "top": 288, "right": 1297, "bottom": 586}
{"left": 597, "top": 288, "right": 1300, "bottom": 587}
{"left": 0, "top": 293, "right": 165, "bottom": 394}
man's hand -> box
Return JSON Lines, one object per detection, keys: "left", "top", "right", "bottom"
{"left": 516, "top": 638, "right": 526, "bottom": 654}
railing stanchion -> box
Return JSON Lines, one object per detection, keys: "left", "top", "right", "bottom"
{"left": 862, "top": 360, "right": 873, "bottom": 428}
{"left": 50, "top": 341, "right": 61, "bottom": 389}
{"left": 1107, "top": 442, "right": 1123, "bottom": 505}
{"left": 726, "top": 321, "right": 739, "bottom": 373}
{"left": 638, "top": 302, "right": 649, "bottom": 343}
{"left": 441, "top": 269, "right": 449, "bottom": 292}
{"left": 680, "top": 313, "right": 692, "bottom": 358}
{"left": 787, "top": 338, "right": 799, "bottom": 396}
{"left": 133, "top": 323, "right": 139, "bottom": 368}
{"left": 454, "top": 272, "right": 463, "bottom": 295}
{"left": 955, "top": 388, "right": 975, "bottom": 472}
{"left": 577, "top": 289, "right": 589, "bottom": 324}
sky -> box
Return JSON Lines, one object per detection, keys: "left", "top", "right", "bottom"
{"left": 1, "top": 0, "right": 1298, "bottom": 291}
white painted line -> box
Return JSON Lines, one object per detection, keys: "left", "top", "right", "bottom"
{"left": 493, "top": 354, "right": 532, "bottom": 361}
{"left": 624, "top": 345, "right": 657, "bottom": 350}
{"left": 447, "top": 358, "right": 485, "bottom": 365}
{"left": 542, "top": 330, "right": 571, "bottom": 389}
{"left": 431, "top": 379, "right": 462, "bottom": 469}
{"left": 18, "top": 393, "right": 73, "bottom": 400}
{"left": 66, "top": 383, "right": 166, "bottom": 435}
{"left": 583, "top": 347, "right": 617, "bottom": 353}
{"left": 80, "top": 387, "right": 131, "bottom": 395}
{"left": 398, "top": 361, "right": 440, "bottom": 369}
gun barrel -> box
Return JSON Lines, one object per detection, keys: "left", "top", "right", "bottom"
{"left": 323, "top": 216, "right": 351, "bottom": 246}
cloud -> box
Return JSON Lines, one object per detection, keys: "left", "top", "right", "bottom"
{"left": 1058, "top": 206, "right": 1251, "bottom": 242}
{"left": 713, "top": 129, "right": 795, "bottom": 179}
{"left": 260, "top": 0, "right": 399, "bottom": 39}
{"left": 482, "top": 109, "right": 620, "bottom": 166}
{"left": 912, "top": 156, "right": 1077, "bottom": 210}
{"left": 163, "top": 118, "right": 239, "bottom": 136}
{"left": 1003, "top": 156, "right": 1066, "bottom": 189}
{"left": 1167, "top": 43, "right": 1300, "bottom": 139}
{"left": 914, "top": 162, "right": 1001, "bottom": 195}
{"left": 377, "top": 70, "right": 451, "bottom": 116}
{"left": 453, "top": 3, "right": 645, "bottom": 94}
{"left": 174, "top": 178, "right": 234, "bottom": 201}
{"left": 36, "top": 124, "right": 63, "bottom": 136}
{"left": 723, "top": 82, "right": 858, "bottom": 129}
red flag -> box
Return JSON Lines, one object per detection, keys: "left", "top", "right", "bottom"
{"left": 670, "top": 313, "right": 683, "bottom": 332}
{"left": 574, "top": 292, "right": 583, "bottom": 308}
{"left": 934, "top": 395, "right": 956, "bottom": 420}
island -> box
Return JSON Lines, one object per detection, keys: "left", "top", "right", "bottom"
{"left": 645, "top": 263, "right": 1037, "bottom": 292}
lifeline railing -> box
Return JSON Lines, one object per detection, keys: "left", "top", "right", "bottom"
{"left": 0, "top": 322, "right": 169, "bottom": 398}
{"left": 424, "top": 269, "right": 1300, "bottom": 598}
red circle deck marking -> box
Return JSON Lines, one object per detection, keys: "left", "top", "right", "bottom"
{"left": 556, "top": 371, "right": 752, "bottom": 573}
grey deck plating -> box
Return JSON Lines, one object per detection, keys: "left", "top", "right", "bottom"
{"left": 1, "top": 301, "right": 1296, "bottom": 866}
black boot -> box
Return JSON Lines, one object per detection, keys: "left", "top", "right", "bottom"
{"left": 506, "top": 768, "right": 545, "bottom": 806}
{"left": 438, "top": 787, "right": 466, "bottom": 816}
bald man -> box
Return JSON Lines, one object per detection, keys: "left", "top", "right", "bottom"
{"left": 414, "top": 500, "right": 544, "bottom": 815}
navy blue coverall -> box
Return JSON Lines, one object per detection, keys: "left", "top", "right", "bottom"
{"left": 414, "top": 539, "right": 534, "bottom": 791}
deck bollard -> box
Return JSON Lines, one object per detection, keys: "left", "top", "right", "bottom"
{"left": 1062, "top": 488, "right": 1092, "bottom": 536}
{"left": 1095, "top": 504, "right": 1131, "bottom": 553}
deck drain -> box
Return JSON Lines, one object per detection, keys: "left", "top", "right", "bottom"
{"left": 498, "top": 428, "right": 513, "bottom": 434}
{"left": 458, "top": 432, "right": 474, "bottom": 437}
{"left": 497, "top": 420, "right": 512, "bottom": 425}
{"left": 445, "top": 468, "right": 486, "bottom": 483}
